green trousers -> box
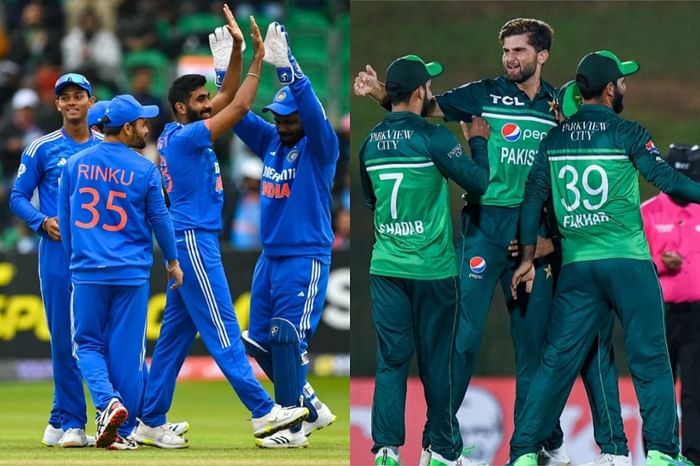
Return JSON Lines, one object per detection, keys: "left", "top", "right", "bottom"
{"left": 510, "top": 259, "right": 680, "bottom": 460}
{"left": 370, "top": 274, "right": 463, "bottom": 461}
{"left": 451, "top": 205, "right": 627, "bottom": 454}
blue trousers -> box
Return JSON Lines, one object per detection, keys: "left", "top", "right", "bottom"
{"left": 249, "top": 255, "right": 329, "bottom": 402}
{"left": 71, "top": 282, "right": 148, "bottom": 435}
{"left": 142, "top": 230, "right": 274, "bottom": 425}
{"left": 39, "top": 238, "right": 86, "bottom": 430}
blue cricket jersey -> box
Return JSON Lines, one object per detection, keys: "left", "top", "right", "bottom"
{"left": 158, "top": 120, "right": 223, "bottom": 232}
{"left": 233, "top": 77, "right": 338, "bottom": 258}
{"left": 10, "top": 128, "right": 104, "bottom": 237}
{"left": 57, "top": 141, "right": 177, "bottom": 285}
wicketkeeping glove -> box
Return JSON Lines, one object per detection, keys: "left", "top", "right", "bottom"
{"left": 209, "top": 26, "right": 246, "bottom": 88}
{"left": 263, "top": 22, "right": 304, "bottom": 84}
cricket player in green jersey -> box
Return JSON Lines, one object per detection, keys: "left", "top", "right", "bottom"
{"left": 360, "top": 54, "right": 491, "bottom": 466}
{"left": 509, "top": 50, "right": 700, "bottom": 466}
{"left": 356, "top": 19, "right": 627, "bottom": 465}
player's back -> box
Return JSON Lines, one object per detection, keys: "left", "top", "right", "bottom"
{"left": 361, "top": 112, "right": 456, "bottom": 280}
{"left": 64, "top": 142, "right": 161, "bottom": 284}
{"left": 543, "top": 104, "right": 650, "bottom": 264}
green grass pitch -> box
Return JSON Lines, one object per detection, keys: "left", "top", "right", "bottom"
{"left": 0, "top": 376, "right": 348, "bottom": 465}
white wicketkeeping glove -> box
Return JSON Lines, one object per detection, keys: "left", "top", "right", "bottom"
{"left": 263, "top": 22, "right": 303, "bottom": 84}
{"left": 209, "top": 26, "right": 246, "bottom": 88}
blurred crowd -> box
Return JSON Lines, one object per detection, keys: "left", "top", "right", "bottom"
{"left": 0, "top": 0, "right": 350, "bottom": 254}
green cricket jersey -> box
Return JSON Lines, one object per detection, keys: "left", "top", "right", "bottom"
{"left": 521, "top": 104, "right": 700, "bottom": 265}
{"left": 360, "top": 111, "right": 489, "bottom": 280}
{"left": 436, "top": 76, "right": 558, "bottom": 207}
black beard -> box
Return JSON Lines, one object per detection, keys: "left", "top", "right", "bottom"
{"left": 612, "top": 90, "right": 624, "bottom": 114}
{"left": 420, "top": 98, "right": 430, "bottom": 117}
{"left": 508, "top": 61, "right": 537, "bottom": 84}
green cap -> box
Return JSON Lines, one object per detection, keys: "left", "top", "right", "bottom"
{"left": 385, "top": 54, "right": 443, "bottom": 97}
{"left": 557, "top": 80, "right": 583, "bottom": 119}
{"left": 575, "top": 50, "right": 639, "bottom": 91}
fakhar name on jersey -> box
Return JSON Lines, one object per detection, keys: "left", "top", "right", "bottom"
{"left": 562, "top": 211, "right": 609, "bottom": 229}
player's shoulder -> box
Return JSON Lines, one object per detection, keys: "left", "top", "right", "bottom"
{"left": 23, "top": 129, "right": 63, "bottom": 158}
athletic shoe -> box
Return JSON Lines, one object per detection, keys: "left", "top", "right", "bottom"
{"left": 41, "top": 424, "right": 63, "bottom": 447}
{"left": 375, "top": 446, "right": 401, "bottom": 465}
{"left": 646, "top": 450, "right": 694, "bottom": 466}
{"left": 429, "top": 448, "right": 488, "bottom": 466}
{"left": 419, "top": 447, "right": 432, "bottom": 466}
{"left": 95, "top": 398, "right": 128, "bottom": 448}
{"left": 165, "top": 421, "right": 190, "bottom": 436}
{"left": 255, "top": 428, "right": 308, "bottom": 448}
{"left": 539, "top": 446, "right": 572, "bottom": 466}
{"left": 86, "top": 434, "right": 96, "bottom": 447}
{"left": 251, "top": 404, "right": 309, "bottom": 438}
{"left": 512, "top": 453, "right": 539, "bottom": 466}
{"left": 131, "top": 421, "right": 189, "bottom": 449}
{"left": 580, "top": 453, "right": 632, "bottom": 466}
{"left": 59, "top": 428, "right": 88, "bottom": 447}
{"left": 303, "top": 401, "right": 336, "bottom": 436}
{"left": 106, "top": 434, "right": 138, "bottom": 450}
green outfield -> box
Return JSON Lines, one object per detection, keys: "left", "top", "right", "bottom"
{"left": 0, "top": 376, "right": 348, "bottom": 465}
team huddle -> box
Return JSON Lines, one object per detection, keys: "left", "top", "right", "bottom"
{"left": 10, "top": 5, "right": 337, "bottom": 452}
{"left": 355, "top": 18, "right": 698, "bottom": 466}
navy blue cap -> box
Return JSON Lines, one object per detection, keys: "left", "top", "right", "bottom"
{"left": 262, "top": 87, "right": 298, "bottom": 116}
{"left": 88, "top": 100, "right": 110, "bottom": 127}
{"left": 103, "top": 95, "right": 159, "bottom": 128}
{"left": 55, "top": 73, "right": 93, "bottom": 96}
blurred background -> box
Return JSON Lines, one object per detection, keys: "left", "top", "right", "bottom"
{"left": 350, "top": 2, "right": 700, "bottom": 464}
{"left": 0, "top": 0, "right": 350, "bottom": 435}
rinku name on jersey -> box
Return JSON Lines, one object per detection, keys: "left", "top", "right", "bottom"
{"left": 78, "top": 164, "right": 134, "bottom": 186}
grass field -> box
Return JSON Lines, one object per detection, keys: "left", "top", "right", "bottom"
{"left": 0, "top": 376, "right": 348, "bottom": 465}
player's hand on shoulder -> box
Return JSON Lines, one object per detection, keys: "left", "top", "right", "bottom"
{"left": 467, "top": 116, "right": 490, "bottom": 141}
{"left": 167, "top": 260, "right": 184, "bottom": 289}
{"left": 354, "top": 65, "right": 378, "bottom": 96}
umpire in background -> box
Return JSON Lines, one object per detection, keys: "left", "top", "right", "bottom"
{"left": 641, "top": 143, "right": 700, "bottom": 463}
{"left": 360, "top": 54, "right": 491, "bottom": 466}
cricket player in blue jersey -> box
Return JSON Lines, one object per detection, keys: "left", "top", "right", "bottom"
{"left": 58, "top": 94, "right": 183, "bottom": 450}
{"left": 133, "top": 14, "right": 308, "bottom": 449}
{"left": 9, "top": 73, "right": 100, "bottom": 448}
{"left": 234, "top": 22, "right": 338, "bottom": 448}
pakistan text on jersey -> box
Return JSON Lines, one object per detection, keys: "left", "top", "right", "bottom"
{"left": 562, "top": 211, "right": 610, "bottom": 229}
{"left": 378, "top": 220, "right": 424, "bottom": 236}
{"left": 263, "top": 166, "right": 296, "bottom": 182}
{"left": 560, "top": 121, "right": 609, "bottom": 142}
{"left": 501, "top": 147, "right": 536, "bottom": 166}
{"left": 77, "top": 164, "right": 134, "bottom": 186}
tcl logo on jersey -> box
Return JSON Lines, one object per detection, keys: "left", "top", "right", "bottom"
{"left": 501, "top": 123, "right": 547, "bottom": 143}
{"left": 490, "top": 94, "right": 526, "bottom": 106}
{"left": 469, "top": 256, "right": 487, "bottom": 273}
{"left": 501, "top": 123, "right": 521, "bottom": 142}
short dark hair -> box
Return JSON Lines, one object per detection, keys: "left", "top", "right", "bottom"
{"left": 577, "top": 77, "right": 607, "bottom": 100}
{"left": 168, "top": 74, "right": 206, "bottom": 114}
{"left": 102, "top": 120, "right": 122, "bottom": 136}
{"left": 387, "top": 82, "right": 425, "bottom": 106}
{"left": 498, "top": 18, "right": 554, "bottom": 52}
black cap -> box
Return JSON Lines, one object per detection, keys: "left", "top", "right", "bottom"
{"left": 385, "top": 54, "right": 443, "bottom": 99}
{"left": 576, "top": 50, "right": 639, "bottom": 92}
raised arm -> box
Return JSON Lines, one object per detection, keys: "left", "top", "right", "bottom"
{"left": 209, "top": 4, "right": 245, "bottom": 115}
{"left": 354, "top": 64, "right": 445, "bottom": 118}
{"left": 207, "top": 16, "right": 264, "bottom": 142}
